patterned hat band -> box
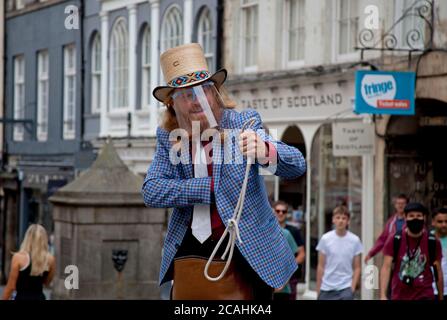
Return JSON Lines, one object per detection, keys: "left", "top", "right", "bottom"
{"left": 168, "top": 70, "right": 210, "bottom": 87}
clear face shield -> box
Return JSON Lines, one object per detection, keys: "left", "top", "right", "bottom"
{"left": 170, "top": 81, "right": 225, "bottom": 137}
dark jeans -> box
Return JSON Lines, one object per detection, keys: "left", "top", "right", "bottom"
{"left": 318, "top": 287, "right": 354, "bottom": 300}
{"left": 173, "top": 228, "right": 273, "bottom": 301}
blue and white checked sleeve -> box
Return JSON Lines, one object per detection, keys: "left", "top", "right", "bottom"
{"left": 141, "top": 128, "right": 212, "bottom": 208}
{"left": 241, "top": 109, "right": 307, "bottom": 179}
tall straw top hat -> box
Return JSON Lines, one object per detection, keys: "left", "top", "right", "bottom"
{"left": 152, "top": 43, "right": 227, "bottom": 103}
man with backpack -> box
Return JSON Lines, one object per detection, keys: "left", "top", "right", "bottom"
{"left": 380, "top": 202, "right": 444, "bottom": 300}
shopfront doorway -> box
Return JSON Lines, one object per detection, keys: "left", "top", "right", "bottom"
{"left": 280, "top": 125, "right": 307, "bottom": 227}
{"left": 386, "top": 98, "right": 447, "bottom": 220}
{"left": 308, "top": 123, "right": 363, "bottom": 290}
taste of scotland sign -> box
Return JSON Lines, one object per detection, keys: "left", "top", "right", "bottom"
{"left": 355, "top": 70, "right": 415, "bottom": 115}
{"left": 332, "top": 122, "right": 375, "bottom": 156}
{"left": 232, "top": 81, "right": 354, "bottom": 121}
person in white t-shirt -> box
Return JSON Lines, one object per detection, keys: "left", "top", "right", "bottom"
{"left": 316, "top": 205, "right": 363, "bottom": 300}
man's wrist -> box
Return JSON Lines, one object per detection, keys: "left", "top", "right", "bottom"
{"left": 258, "top": 141, "right": 277, "bottom": 166}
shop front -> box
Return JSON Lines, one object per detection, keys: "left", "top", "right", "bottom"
{"left": 0, "top": 164, "right": 73, "bottom": 282}
{"left": 18, "top": 166, "right": 74, "bottom": 234}
{"left": 227, "top": 70, "right": 375, "bottom": 299}
{"left": 383, "top": 98, "right": 447, "bottom": 218}
{"left": 372, "top": 52, "right": 447, "bottom": 269}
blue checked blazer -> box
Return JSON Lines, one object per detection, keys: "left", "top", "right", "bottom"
{"left": 141, "top": 108, "right": 306, "bottom": 289}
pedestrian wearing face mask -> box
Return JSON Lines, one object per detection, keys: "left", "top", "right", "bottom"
{"left": 380, "top": 202, "right": 444, "bottom": 300}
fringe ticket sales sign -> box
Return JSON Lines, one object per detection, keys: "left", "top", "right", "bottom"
{"left": 355, "top": 70, "right": 415, "bottom": 115}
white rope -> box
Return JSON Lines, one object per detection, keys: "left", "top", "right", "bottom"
{"left": 204, "top": 118, "right": 257, "bottom": 281}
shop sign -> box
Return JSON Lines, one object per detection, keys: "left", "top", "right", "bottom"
{"left": 23, "top": 172, "right": 72, "bottom": 189}
{"left": 233, "top": 80, "right": 354, "bottom": 120}
{"left": 332, "top": 122, "right": 375, "bottom": 156}
{"left": 355, "top": 70, "right": 415, "bottom": 115}
{"left": 419, "top": 117, "right": 447, "bottom": 126}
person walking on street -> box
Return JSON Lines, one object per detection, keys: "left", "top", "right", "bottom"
{"left": 316, "top": 206, "right": 363, "bottom": 300}
{"left": 2, "top": 224, "right": 56, "bottom": 300}
{"left": 272, "top": 200, "right": 305, "bottom": 300}
{"left": 380, "top": 202, "right": 443, "bottom": 300}
{"left": 364, "top": 194, "right": 408, "bottom": 263}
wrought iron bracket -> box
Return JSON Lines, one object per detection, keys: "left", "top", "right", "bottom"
{"left": 355, "top": 0, "right": 434, "bottom": 66}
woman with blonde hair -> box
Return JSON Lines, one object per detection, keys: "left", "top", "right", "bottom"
{"left": 2, "top": 224, "right": 56, "bottom": 300}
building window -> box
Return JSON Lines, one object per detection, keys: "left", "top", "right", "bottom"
{"left": 13, "top": 55, "right": 25, "bottom": 141}
{"left": 197, "top": 7, "right": 213, "bottom": 70}
{"left": 37, "top": 50, "right": 49, "bottom": 141}
{"left": 241, "top": 0, "right": 258, "bottom": 69}
{"left": 141, "top": 26, "right": 151, "bottom": 110}
{"left": 287, "top": 0, "right": 305, "bottom": 62}
{"left": 309, "top": 124, "right": 362, "bottom": 290}
{"left": 396, "top": 0, "right": 425, "bottom": 50}
{"left": 336, "top": 0, "right": 358, "bottom": 55}
{"left": 15, "top": 0, "right": 25, "bottom": 10}
{"left": 110, "top": 18, "right": 129, "bottom": 110}
{"left": 161, "top": 6, "right": 183, "bottom": 52}
{"left": 91, "top": 33, "right": 101, "bottom": 114}
{"left": 63, "top": 44, "right": 76, "bottom": 140}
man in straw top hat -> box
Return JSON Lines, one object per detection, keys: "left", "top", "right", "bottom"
{"left": 141, "top": 43, "right": 306, "bottom": 300}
